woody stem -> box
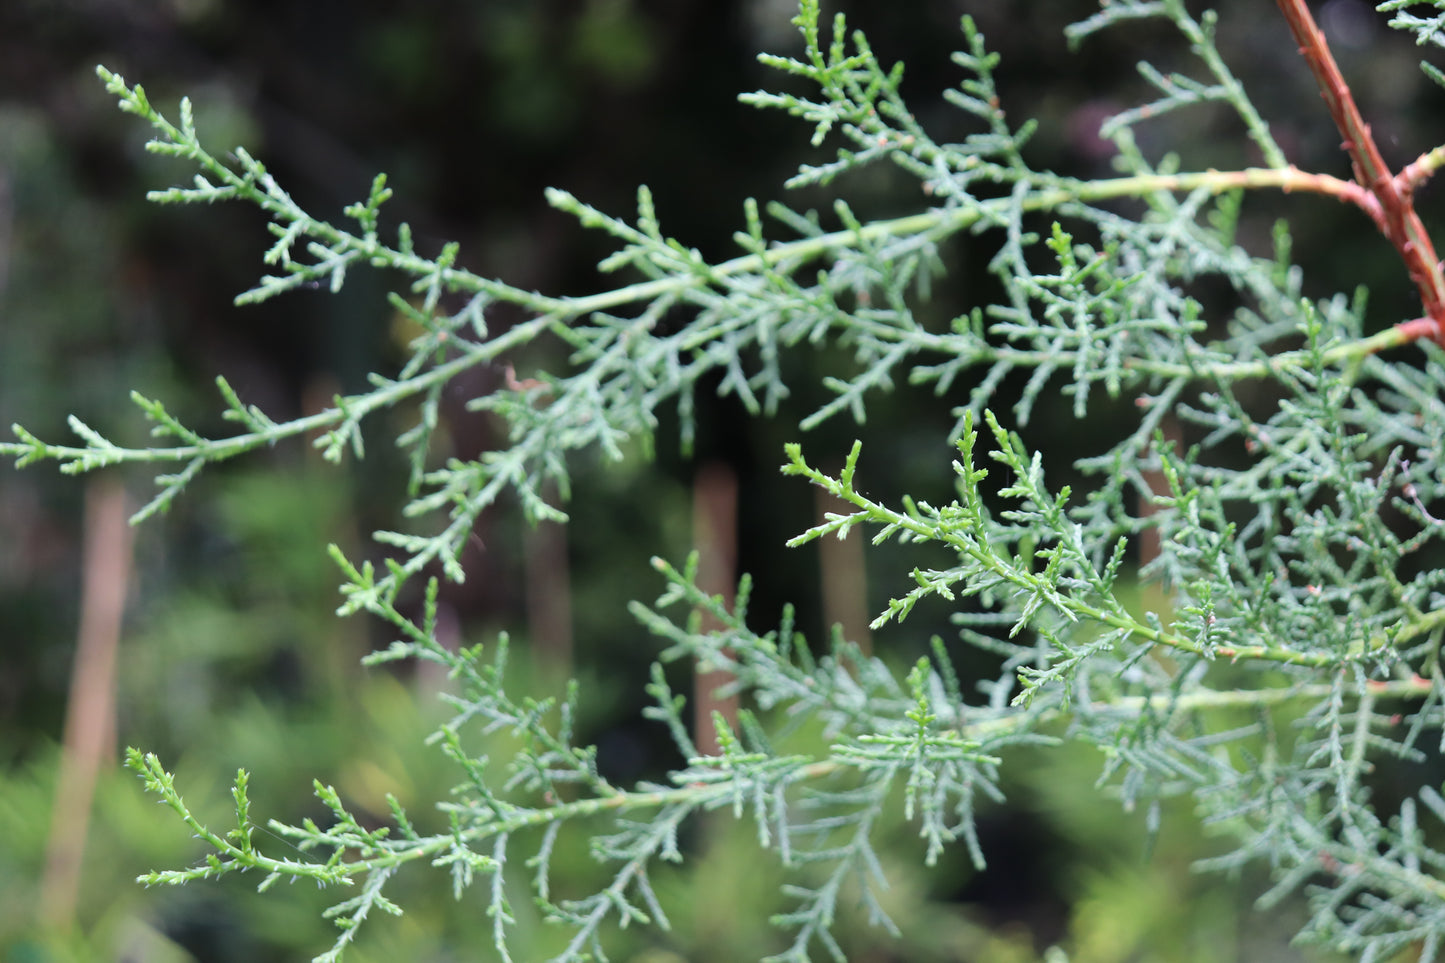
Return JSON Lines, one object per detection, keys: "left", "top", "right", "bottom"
{"left": 1275, "top": 0, "right": 1445, "bottom": 344}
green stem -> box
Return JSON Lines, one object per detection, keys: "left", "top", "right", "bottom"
{"left": 562, "top": 165, "right": 1373, "bottom": 320}
{"left": 3, "top": 318, "right": 549, "bottom": 473}
{"left": 146, "top": 664, "right": 1437, "bottom": 884}
{"left": 1170, "top": 1, "right": 1290, "bottom": 170}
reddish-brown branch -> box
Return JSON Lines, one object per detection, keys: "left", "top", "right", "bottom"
{"left": 1395, "top": 316, "right": 1441, "bottom": 346}
{"left": 1276, "top": 0, "right": 1445, "bottom": 345}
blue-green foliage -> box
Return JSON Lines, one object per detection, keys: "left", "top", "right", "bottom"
{"left": 9, "top": 1, "right": 1445, "bottom": 960}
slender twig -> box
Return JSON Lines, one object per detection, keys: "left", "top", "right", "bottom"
{"left": 1399, "top": 144, "right": 1445, "bottom": 196}
{"left": 1276, "top": 0, "right": 1445, "bottom": 344}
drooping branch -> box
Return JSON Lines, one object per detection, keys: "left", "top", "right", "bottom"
{"left": 1276, "top": 0, "right": 1445, "bottom": 344}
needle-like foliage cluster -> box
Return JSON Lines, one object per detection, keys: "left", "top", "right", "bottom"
{"left": 12, "top": 1, "right": 1445, "bottom": 960}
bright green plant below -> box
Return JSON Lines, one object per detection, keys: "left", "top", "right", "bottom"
{"left": 12, "top": 0, "right": 1445, "bottom": 960}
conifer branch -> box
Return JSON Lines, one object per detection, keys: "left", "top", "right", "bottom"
{"left": 20, "top": 3, "right": 1445, "bottom": 960}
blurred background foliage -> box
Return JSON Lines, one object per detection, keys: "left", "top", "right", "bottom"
{"left": 0, "top": 0, "right": 1434, "bottom": 960}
